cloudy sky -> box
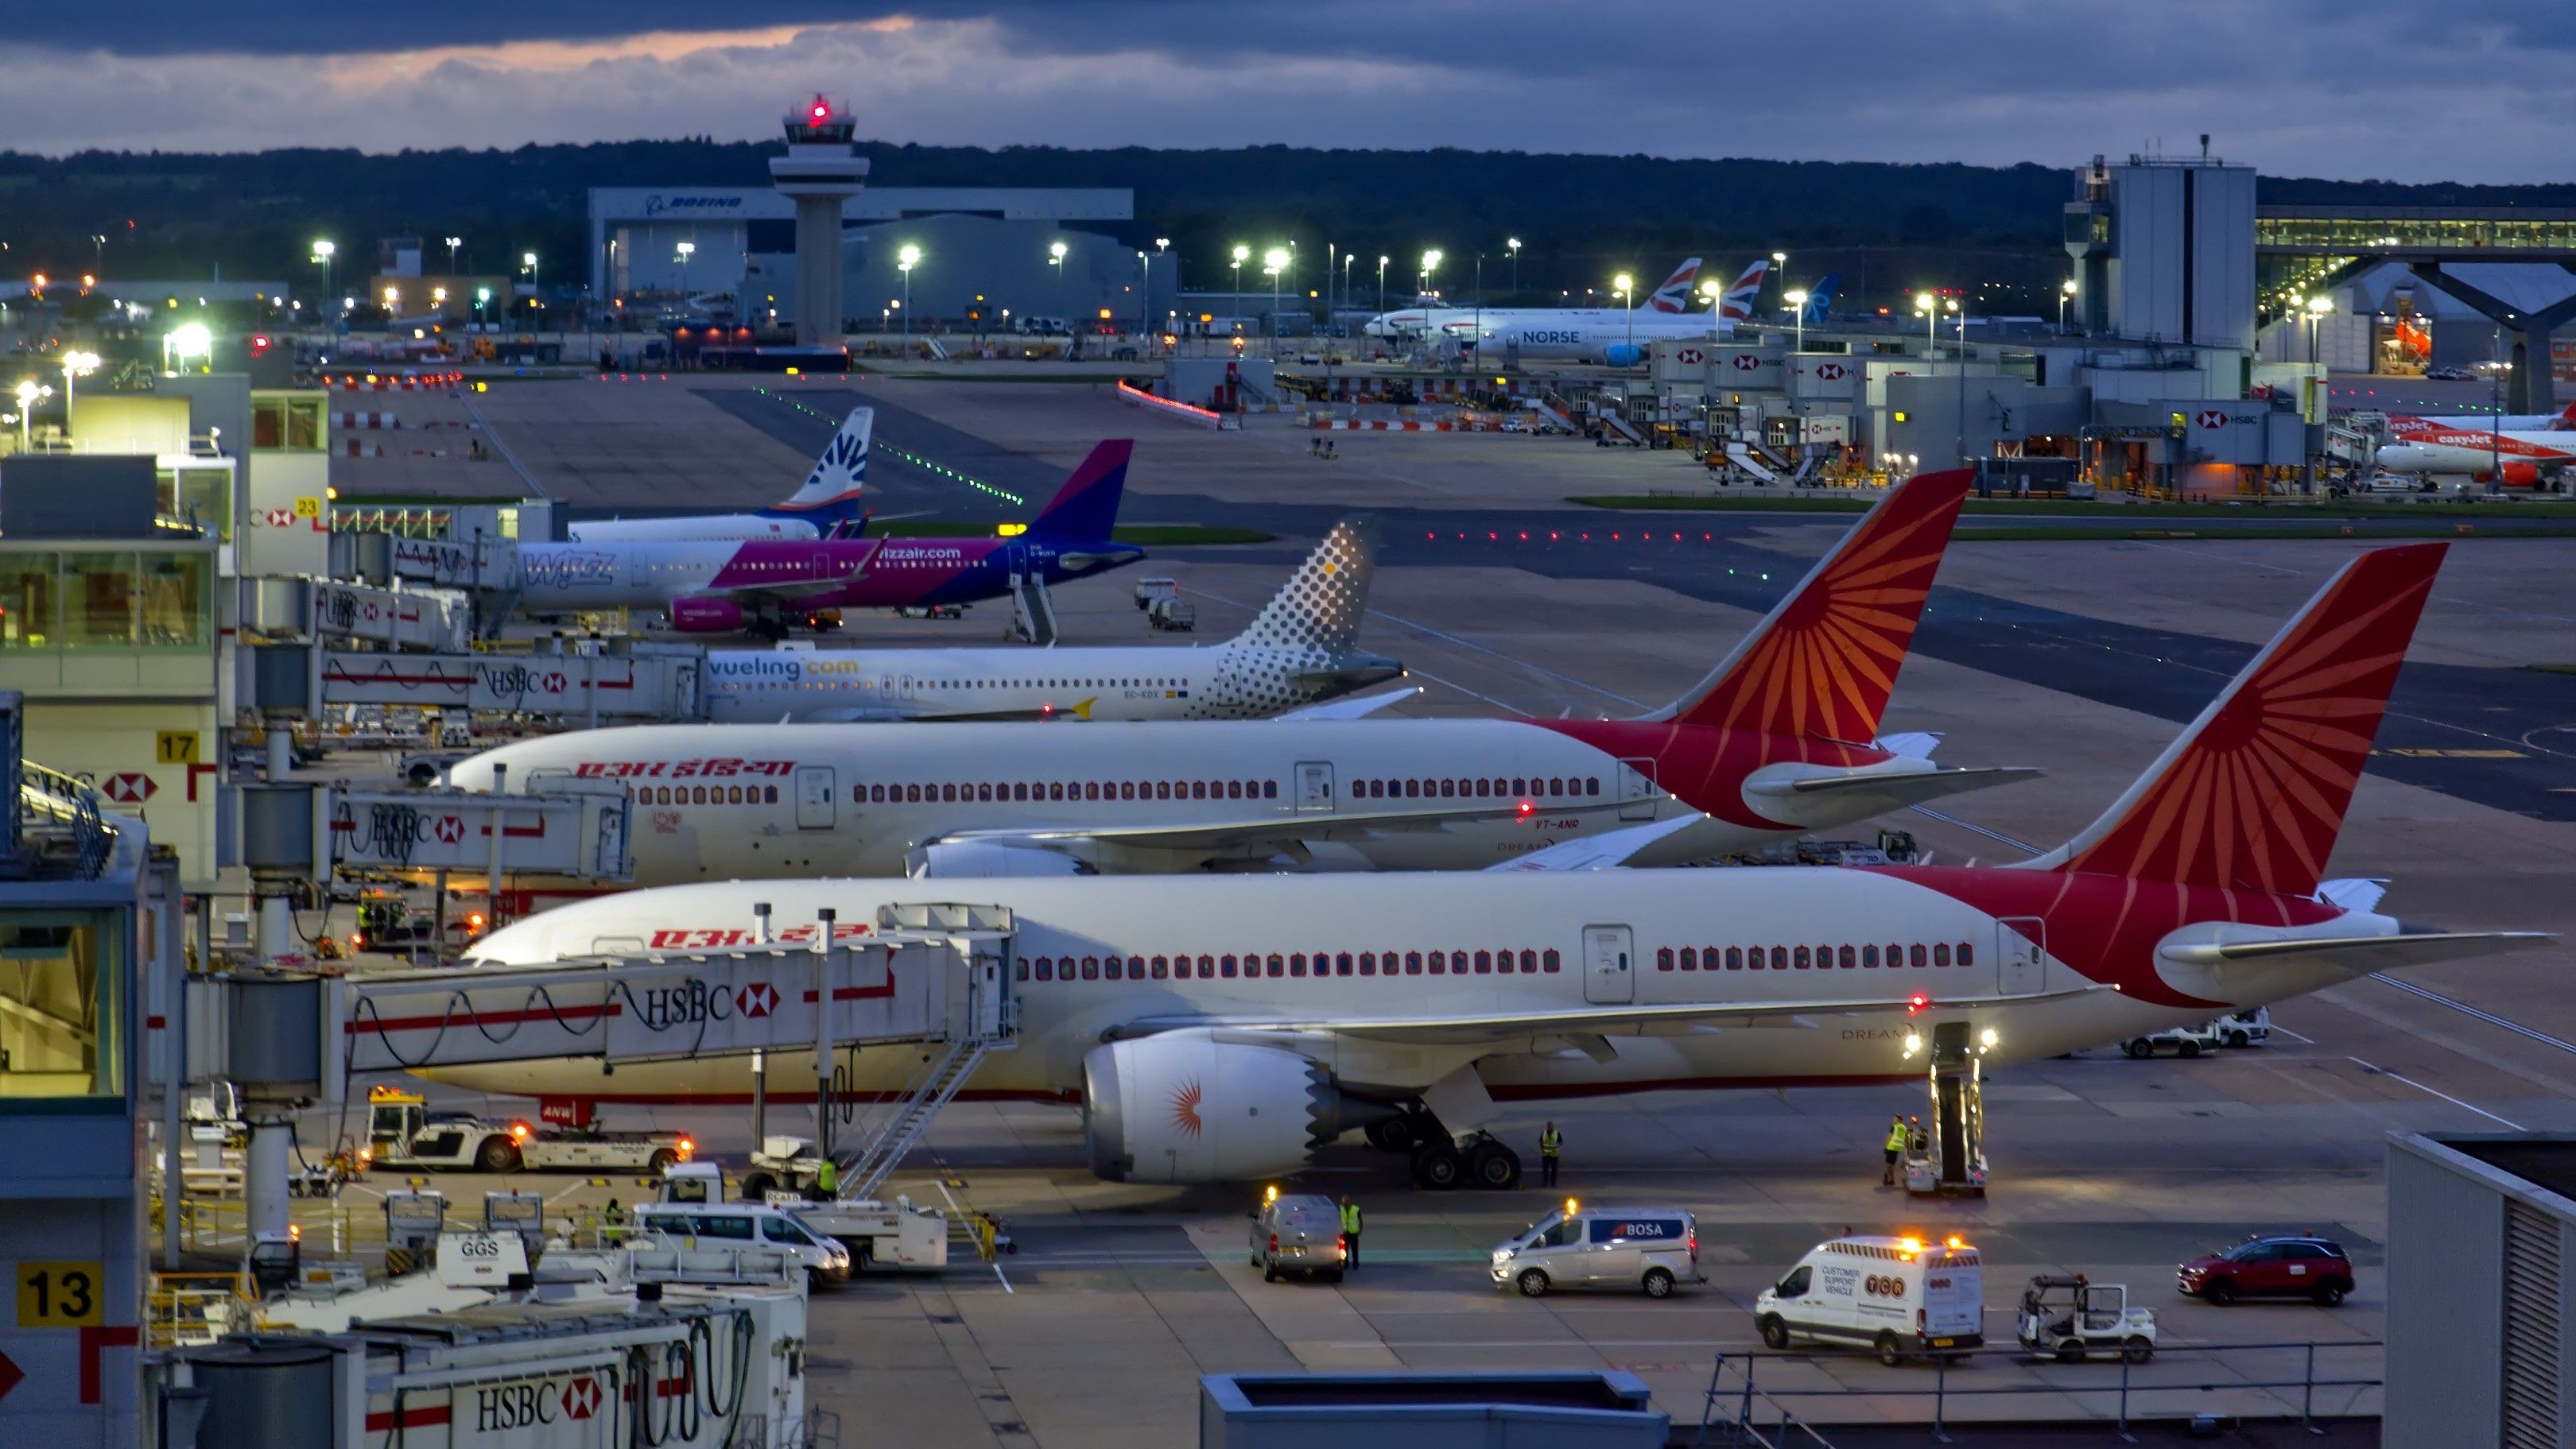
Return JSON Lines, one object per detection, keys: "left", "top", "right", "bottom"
{"left": 10, "top": 1, "right": 2570, "bottom": 180}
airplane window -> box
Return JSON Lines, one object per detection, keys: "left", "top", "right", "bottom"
{"left": 1657, "top": 948, "right": 1674, "bottom": 972}
{"left": 1150, "top": 955, "right": 1168, "bottom": 979}
{"left": 1084, "top": 783, "right": 1100, "bottom": 800}
{"left": 1542, "top": 949, "right": 1562, "bottom": 973}
{"left": 1475, "top": 950, "right": 1493, "bottom": 974}
{"left": 1220, "top": 955, "right": 1236, "bottom": 978}
{"left": 1725, "top": 947, "right": 1744, "bottom": 970}
{"left": 1359, "top": 952, "right": 1376, "bottom": 976}
{"left": 1771, "top": 947, "right": 1789, "bottom": 970}
{"left": 1014, "top": 960, "right": 1029, "bottom": 982}
{"left": 1934, "top": 943, "right": 1952, "bottom": 967}
{"left": 1679, "top": 948, "right": 1697, "bottom": 971}
{"left": 1191, "top": 781, "right": 1208, "bottom": 800}
{"left": 1197, "top": 955, "right": 1214, "bottom": 978}
{"left": 1267, "top": 954, "right": 1284, "bottom": 978}
{"left": 1350, "top": 781, "right": 1364, "bottom": 799}
{"left": 1336, "top": 952, "right": 1354, "bottom": 977}
{"left": 1403, "top": 779, "right": 1420, "bottom": 798}
{"left": 1128, "top": 955, "right": 1146, "bottom": 978}
{"left": 693, "top": 786, "right": 708, "bottom": 804}
{"left": 1405, "top": 951, "right": 1422, "bottom": 976}
{"left": 766, "top": 785, "right": 779, "bottom": 803}
{"left": 1104, "top": 958, "right": 1123, "bottom": 981}
{"left": 1081, "top": 956, "right": 1100, "bottom": 980}
{"left": 1289, "top": 954, "right": 1306, "bottom": 977}
{"left": 978, "top": 784, "right": 994, "bottom": 802}
{"left": 1520, "top": 949, "right": 1538, "bottom": 973}
{"left": 1120, "top": 782, "right": 1136, "bottom": 801}
{"left": 904, "top": 783, "right": 921, "bottom": 803}
{"left": 731, "top": 786, "right": 745, "bottom": 804}
{"left": 1263, "top": 781, "right": 1278, "bottom": 799}
{"left": 1492, "top": 778, "right": 1507, "bottom": 796}
{"left": 941, "top": 784, "right": 957, "bottom": 803}
{"left": 1911, "top": 944, "right": 1929, "bottom": 967}
{"left": 1957, "top": 943, "right": 1974, "bottom": 966}
{"left": 1034, "top": 959, "right": 1052, "bottom": 981}
{"left": 1793, "top": 947, "right": 1810, "bottom": 970}
{"left": 1886, "top": 942, "right": 1902, "bottom": 964}
{"left": 1428, "top": 951, "right": 1445, "bottom": 975}
{"left": 1014, "top": 783, "right": 1029, "bottom": 801}
{"left": 1438, "top": 779, "right": 1455, "bottom": 798}
{"left": 1156, "top": 781, "right": 1171, "bottom": 800}
{"left": 1549, "top": 777, "right": 1563, "bottom": 796}
{"left": 1861, "top": 945, "right": 1879, "bottom": 967}
{"left": 1586, "top": 777, "right": 1601, "bottom": 796}
{"left": 1512, "top": 777, "right": 1527, "bottom": 795}
{"left": 1840, "top": 945, "right": 1857, "bottom": 968}
{"left": 1049, "top": 783, "right": 1065, "bottom": 800}
{"left": 1226, "top": 781, "right": 1243, "bottom": 800}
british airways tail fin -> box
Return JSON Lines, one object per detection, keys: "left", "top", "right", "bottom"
{"left": 762, "top": 408, "right": 872, "bottom": 526}
{"left": 1026, "top": 440, "right": 1135, "bottom": 543}
{"left": 2018, "top": 543, "right": 2446, "bottom": 896}
{"left": 1648, "top": 467, "right": 1971, "bottom": 740}
{"left": 1646, "top": 259, "right": 1704, "bottom": 313}
{"left": 1718, "top": 260, "right": 1771, "bottom": 323}
{"left": 1801, "top": 273, "right": 1840, "bottom": 324}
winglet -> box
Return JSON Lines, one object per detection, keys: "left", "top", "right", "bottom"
{"left": 1647, "top": 468, "right": 1972, "bottom": 741}
{"left": 1026, "top": 440, "right": 1135, "bottom": 543}
{"left": 2023, "top": 542, "right": 2446, "bottom": 895}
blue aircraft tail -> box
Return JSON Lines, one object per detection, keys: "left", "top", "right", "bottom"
{"left": 1801, "top": 275, "right": 1840, "bottom": 325}
{"left": 1026, "top": 440, "right": 1135, "bottom": 542}
{"left": 759, "top": 408, "right": 871, "bottom": 529}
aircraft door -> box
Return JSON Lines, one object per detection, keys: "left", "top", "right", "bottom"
{"left": 1616, "top": 757, "right": 1660, "bottom": 822}
{"left": 1996, "top": 916, "right": 2045, "bottom": 996}
{"left": 1292, "top": 761, "right": 1335, "bottom": 813}
{"left": 794, "top": 765, "right": 837, "bottom": 830}
{"left": 1581, "top": 924, "right": 1635, "bottom": 1005}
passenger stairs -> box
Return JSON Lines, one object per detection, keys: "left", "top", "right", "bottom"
{"left": 1007, "top": 568, "right": 1061, "bottom": 645}
{"left": 1599, "top": 409, "right": 1646, "bottom": 445}
{"left": 1722, "top": 440, "right": 1783, "bottom": 484}
{"left": 832, "top": 1031, "right": 999, "bottom": 1203}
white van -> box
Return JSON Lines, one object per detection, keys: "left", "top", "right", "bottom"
{"left": 633, "top": 1201, "right": 853, "bottom": 1288}
{"left": 1488, "top": 1203, "right": 1701, "bottom": 1298}
{"left": 1754, "top": 1234, "right": 1984, "bottom": 1365}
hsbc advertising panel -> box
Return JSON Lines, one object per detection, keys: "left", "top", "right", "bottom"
{"left": 1660, "top": 340, "right": 1782, "bottom": 389}
{"left": 1790, "top": 355, "right": 1863, "bottom": 405}
{"left": 367, "top": 1366, "right": 618, "bottom": 1448}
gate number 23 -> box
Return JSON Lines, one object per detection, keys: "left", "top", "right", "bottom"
{"left": 17, "top": 1261, "right": 104, "bottom": 1327}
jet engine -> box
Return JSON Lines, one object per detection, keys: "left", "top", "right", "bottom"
{"left": 1084, "top": 1032, "right": 1361, "bottom": 1183}
{"left": 1602, "top": 343, "right": 1645, "bottom": 368}
{"left": 669, "top": 596, "right": 746, "bottom": 633}
{"left": 906, "top": 839, "right": 1090, "bottom": 878}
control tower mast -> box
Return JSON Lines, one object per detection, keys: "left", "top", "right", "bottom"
{"left": 770, "top": 95, "right": 871, "bottom": 350}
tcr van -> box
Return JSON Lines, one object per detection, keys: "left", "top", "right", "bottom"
{"left": 1755, "top": 1234, "right": 1984, "bottom": 1365}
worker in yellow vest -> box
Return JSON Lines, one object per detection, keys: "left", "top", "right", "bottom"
{"left": 1539, "top": 1122, "right": 1562, "bottom": 1187}
{"left": 1883, "top": 1114, "right": 1908, "bottom": 1186}
{"left": 1339, "top": 1195, "right": 1363, "bottom": 1271}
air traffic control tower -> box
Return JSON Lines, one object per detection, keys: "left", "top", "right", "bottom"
{"left": 770, "top": 95, "right": 870, "bottom": 348}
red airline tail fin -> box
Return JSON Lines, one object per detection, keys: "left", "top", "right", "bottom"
{"left": 1655, "top": 467, "right": 1971, "bottom": 742}
{"left": 2031, "top": 542, "right": 2446, "bottom": 895}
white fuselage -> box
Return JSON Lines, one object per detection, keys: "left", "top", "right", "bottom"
{"left": 451, "top": 719, "right": 1935, "bottom": 881}
{"left": 703, "top": 640, "right": 1380, "bottom": 723}
{"left": 518, "top": 540, "right": 752, "bottom": 611}
{"left": 436, "top": 870, "right": 2378, "bottom": 1106}
{"left": 1472, "top": 309, "right": 1734, "bottom": 360}
{"left": 571, "top": 515, "right": 818, "bottom": 544}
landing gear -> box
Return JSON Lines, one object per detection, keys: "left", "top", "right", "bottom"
{"left": 1465, "top": 1137, "right": 1523, "bottom": 1190}
{"left": 1365, "top": 1113, "right": 1427, "bottom": 1153}
{"left": 1403, "top": 1122, "right": 1520, "bottom": 1192}
{"left": 1410, "top": 1141, "right": 1465, "bottom": 1191}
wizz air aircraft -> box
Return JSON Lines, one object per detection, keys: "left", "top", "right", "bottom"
{"left": 448, "top": 541, "right": 2543, "bottom": 1191}
{"left": 1472, "top": 259, "right": 1773, "bottom": 364}
{"left": 453, "top": 469, "right": 2031, "bottom": 880}
{"left": 567, "top": 409, "right": 874, "bottom": 544}
{"left": 703, "top": 519, "right": 1402, "bottom": 723}
{"left": 514, "top": 440, "right": 1144, "bottom": 638}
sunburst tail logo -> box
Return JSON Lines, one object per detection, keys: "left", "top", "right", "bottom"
{"left": 1170, "top": 1079, "right": 1205, "bottom": 1138}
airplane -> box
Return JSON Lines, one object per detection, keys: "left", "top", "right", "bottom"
{"left": 701, "top": 517, "right": 1404, "bottom": 723}
{"left": 1360, "top": 258, "right": 1726, "bottom": 343}
{"left": 2372, "top": 414, "right": 2576, "bottom": 488}
{"left": 513, "top": 440, "right": 1145, "bottom": 639}
{"left": 2395, "top": 399, "right": 2576, "bottom": 435}
{"left": 1795, "top": 273, "right": 1841, "bottom": 326}
{"left": 570, "top": 409, "right": 872, "bottom": 543}
{"left": 442, "top": 541, "right": 2546, "bottom": 1192}
{"left": 452, "top": 468, "right": 2036, "bottom": 882}
{"left": 1471, "top": 260, "right": 1773, "bottom": 364}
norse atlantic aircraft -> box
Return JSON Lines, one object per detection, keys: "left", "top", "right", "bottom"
{"left": 444, "top": 541, "right": 2545, "bottom": 1192}
{"left": 514, "top": 440, "right": 1144, "bottom": 639}
{"left": 1472, "top": 259, "right": 1775, "bottom": 364}
{"left": 569, "top": 409, "right": 873, "bottom": 543}
{"left": 1361, "top": 258, "right": 1723, "bottom": 342}
{"left": 702, "top": 518, "right": 1403, "bottom": 723}
{"left": 452, "top": 469, "right": 2035, "bottom": 882}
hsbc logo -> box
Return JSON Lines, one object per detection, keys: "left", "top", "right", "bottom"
{"left": 1674, "top": 347, "right": 1705, "bottom": 365}
{"left": 476, "top": 1372, "right": 607, "bottom": 1432}
{"left": 1813, "top": 362, "right": 1849, "bottom": 381}
{"left": 1730, "top": 354, "right": 1760, "bottom": 371}
{"left": 2196, "top": 409, "right": 2229, "bottom": 429}
{"left": 736, "top": 982, "right": 781, "bottom": 1018}
{"left": 433, "top": 816, "right": 465, "bottom": 845}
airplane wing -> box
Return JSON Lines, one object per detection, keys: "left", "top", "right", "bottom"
{"left": 1485, "top": 814, "right": 1705, "bottom": 871}
{"left": 2160, "top": 932, "right": 2554, "bottom": 973}
{"left": 1103, "top": 983, "right": 2113, "bottom": 1048}
{"left": 696, "top": 571, "right": 867, "bottom": 603}
{"left": 1279, "top": 687, "right": 1419, "bottom": 722}
{"left": 925, "top": 796, "right": 1641, "bottom": 861}
{"left": 1748, "top": 766, "right": 2043, "bottom": 808}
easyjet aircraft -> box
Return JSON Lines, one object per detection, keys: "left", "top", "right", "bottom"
{"left": 452, "top": 469, "right": 2031, "bottom": 881}
{"left": 2375, "top": 414, "right": 2576, "bottom": 487}
{"left": 447, "top": 542, "right": 2543, "bottom": 1191}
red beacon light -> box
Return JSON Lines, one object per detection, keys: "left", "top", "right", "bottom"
{"left": 1907, "top": 992, "right": 1930, "bottom": 1017}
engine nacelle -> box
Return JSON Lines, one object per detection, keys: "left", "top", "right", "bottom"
{"left": 906, "top": 839, "right": 1090, "bottom": 878}
{"left": 1602, "top": 343, "right": 1645, "bottom": 367}
{"left": 2477, "top": 462, "right": 2542, "bottom": 489}
{"left": 669, "top": 596, "right": 745, "bottom": 633}
{"left": 1084, "top": 1032, "right": 1352, "bottom": 1183}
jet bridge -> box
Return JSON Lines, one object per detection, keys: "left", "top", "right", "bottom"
{"left": 190, "top": 905, "right": 1016, "bottom": 1244}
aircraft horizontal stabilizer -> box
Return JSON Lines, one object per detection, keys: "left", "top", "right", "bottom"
{"left": 1750, "top": 765, "right": 2043, "bottom": 804}
{"left": 2159, "top": 931, "right": 2554, "bottom": 973}
{"left": 1486, "top": 814, "right": 1704, "bottom": 872}
{"left": 1278, "top": 686, "right": 1418, "bottom": 722}
{"left": 925, "top": 796, "right": 1637, "bottom": 865}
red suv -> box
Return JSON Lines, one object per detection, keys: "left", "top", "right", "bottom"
{"left": 2177, "top": 1235, "right": 2353, "bottom": 1306}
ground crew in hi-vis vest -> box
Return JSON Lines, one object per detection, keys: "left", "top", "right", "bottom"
{"left": 1340, "top": 1195, "right": 1363, "bottom": 1270}
{"left": 1539, "top": 1122, "right": 1563, "bottom": 1187}
{"left": 1884, "top": 1115, "right": 1907, "bottom": 1186}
